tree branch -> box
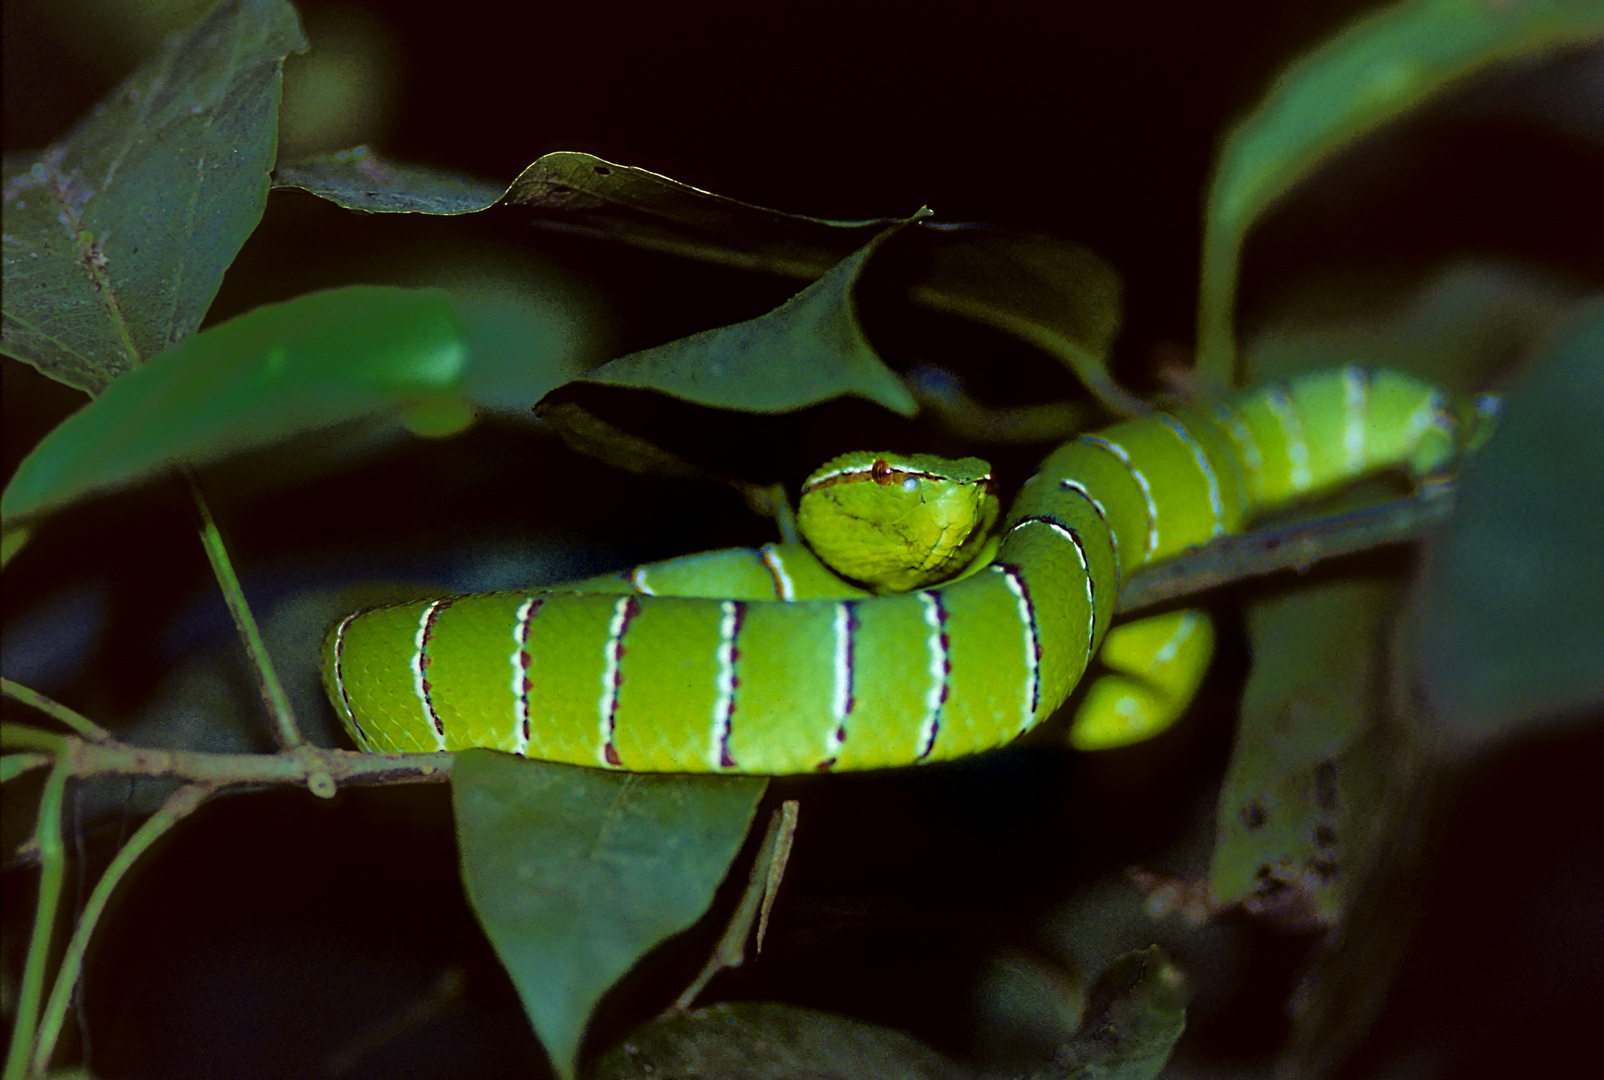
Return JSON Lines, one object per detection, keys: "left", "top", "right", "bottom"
{"left": 1117, "top": 487, "right": 1456, "bottom": 614}
{"left": 54, "top": 738, "right": 453, "bottom": 793}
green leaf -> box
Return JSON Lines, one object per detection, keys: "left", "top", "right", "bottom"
{"left": 589, "top": 1001, "right": 969, "bottom": 1080}
{"left": 1033, "top": 946, "right": 1188, "bottom": 1080}
{"left": 1211, "top": 580, "right": 1397, "bottom": 926}
{"left": 571, "top": 217, "right": 924, "bottom": 416}
{"left": 273, "top": 145, "right": 505, "bottom": 215}
{"left": 1197, "top": 0, "right": 1604, "bottom": 384}
{"left": 1416, "top": 300, "right": 1604, "bottom": 746}
{"left": 1, "top": 0, "right": 309, "bottom": 394}
{"left": 508, "top": 154, "right": 1132, "bottom": 415}
{"left": 1, "top": 286, "right": 467, "bottom": 522}
{"left": 451, "top": 751, "right": 766, "bottom": 1080}
{"left": 282, "top": 149, "right": 1128, "bottom": 414}
{"left": 498, "top": 151, "right": 892, "bottom": 277}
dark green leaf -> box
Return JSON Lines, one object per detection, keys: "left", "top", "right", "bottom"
{"left": 588, "top": 1001, "right": 970, "bottom": 1080}
{"left": 510, "top": 154, "right": 1130, "bottom": 414}
{"left": 283, "top": 149, "right": 1129, "bottom": 412}
{"left": 572, "top": 218, "right": 924, "bottom": 416}
{"left": 1032, "top": 946, "right": 1188, "bottom": 1080}
{"left": 1197, "top": 0, "right": 1604, "bottom": 383}
{"left": 1, "top": 286, "right": 467, "bottom": 522}
{"left": 273, "top": 145, "right": 504, "bottom": 215}
{"left": 1211, "top": 580, "right": 1396, "bottom": 926}
{"left": 451, "top": 751, "right": 766, "bottom": 1080}
{"left": 499, "top": 151, "right": 891, "bottom": 277}
{"left": 1417, "top": 301, "right": 1604, "bottom": 746}
{"left": 1, "top": 0, "right": 308, "bottom": 394}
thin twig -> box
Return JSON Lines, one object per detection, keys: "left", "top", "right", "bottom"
{"left": 1117, "top": 488, "right": 1456, "bottom": 614}
{"left": 31, "top": 784, "right": 212, "bottom": 1076}
{"left": 0, "top": 728, "right": 451, "bottom": 810}
{"left": 69, "top": 739, "right": 452, "bottom": 791}
{"left": 672, "top": 799, "right": 800, "bottom": 1012}
{"left": 3, "top": 758, "right": 67, "bottom": 1080}
{"left": 2, "top": 678, "right": 113, "bottom": 743}
{"left": 183, "top": 469, "right": 304, "bottom": 749}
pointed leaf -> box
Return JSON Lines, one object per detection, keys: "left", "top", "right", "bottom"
{"left": 1198, "top": 0, "right": 1604, "bottom": 383}
{"left": 280, "top": 151, "right": 1127, "bottom": 411}
{"left": 1211, "top": 580, "right": 1396, "bottom": 926}
{"left": 571, "top": 218, "right": 925, "bottom": 416}
{"left": 273, "top": 145, "right": 504, "bottom": 215}
{"left": 499, "top": 151, "right": 889, "bottom": 277}
{"left": 1, "top": 286, "right": 467, "bottom": 522}
{"left": 1, "top": 0, "right": 308, "bottom": 394}
{"left": 1034, "top": 946, "right": 1188, "bottom": 1080}
{"left": 451, "top": 751, "right": 766, "bottom": 1080}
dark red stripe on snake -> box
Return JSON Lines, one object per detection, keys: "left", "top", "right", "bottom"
{"left": 1058, "top": 478, "right": 1108, "bottom": 526}
{"left": 1009, "top": 515, "right": 1098, "bottom": 658}
{"left": 330, "top": 612, "right": 368, "bottom": 746}
{"left": 916, "top": 590, "right": 949, "bottom": 761}
{"left": 517, "top": 598, "right": 545, "bottom": 744}
{"left": 816, "top": 600, "right": 861, "bottom": 773}
{"left": 996, "top": 563, "right": 1042, "bottom": 715}
{"left": 1075, "top": 434, "right": 1156, "bottom": 560}
{"left": 417, "top": 599, "right": 455, "bottom": 739}
{"left": 719, "top": 601, "right": 746, "bottom": 769}
{"left": 842, "top": 600, "right": 859, "bottom": 719}
{"left": 603, "top": 596, "right": 642, "bottom": 767}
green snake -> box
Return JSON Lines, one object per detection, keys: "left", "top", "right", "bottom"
{"left": 322, "top": 366, "right": 1477, "bottom": 773}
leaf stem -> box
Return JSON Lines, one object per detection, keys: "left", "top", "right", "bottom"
{"left": 1194, "top": 213, "right": 1244, "bottom": 390}
{"left": 3, "top": 757, "right": 68, "bottom": 1080}
{"left": 31, "top": 784, "right": 211, "bottom": 1076}
{"left": 1, "top": 753, "right": 54, "bottom": 784}
{"left": 183, "top": 469, "right": 304, "bottom": 749}
{"left": 1, "top": 678, "right": 113, "bottom": 743}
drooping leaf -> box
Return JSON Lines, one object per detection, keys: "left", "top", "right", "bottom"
{"left": 1416, "top": 300, "right": 1604, "bottom": 747}
{"left": 1211, "top": 580, "right": 1398, "bottom": 928}
{"left": 566, "top": 216, "right": 926, "bottom": 416}
{"left": 1, "top": 0, "right": 308, "bottom": 394}
{"left": 279, "top": 150, "right": 1129, "bottom": 414}
{"left": 589, "top": 1001, "right": 970, "bottom": 1080}
{"left": 1032, "top": 946, "right": 1188, "bottom": 1080}
{"left": 451, "top": 751, "right": 766, "bottom": 1080}
{"left": 1, "top": 286, "right": 467, "bottom": 522}
{"left": 497, "top": 151, "right": 891, "bottom": 277}
{"left": 1197, "top": 0, "right": 1604, "bottom": 384}
{"left": 273, "top": 145, "right": 504, "bottom": 215}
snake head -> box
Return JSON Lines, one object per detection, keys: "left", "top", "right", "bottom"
{"left": 797, "top": 451, "right": 998, "bottom": 592}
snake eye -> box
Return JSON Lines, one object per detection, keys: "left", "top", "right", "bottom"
{"left": 871, "top": 459, "right": 894, "bottom": 485}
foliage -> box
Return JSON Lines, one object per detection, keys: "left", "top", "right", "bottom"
{"left": 3, "top": 1, "right": 1600, "bottom": 1078}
